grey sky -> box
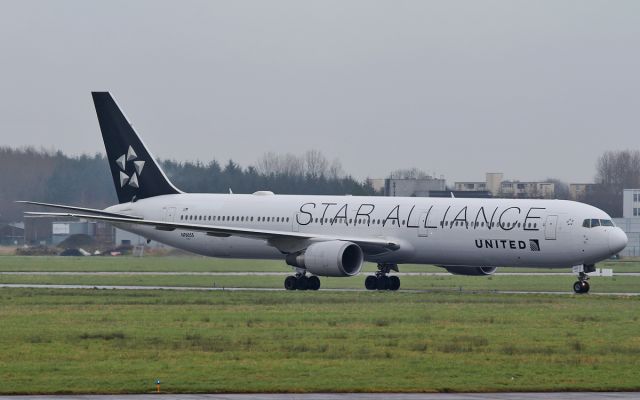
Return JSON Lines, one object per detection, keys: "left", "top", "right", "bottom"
{"left": 0, "top": 0, "right": 639, "bottom": 185}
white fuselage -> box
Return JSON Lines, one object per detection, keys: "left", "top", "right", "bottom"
{"left": 108, "top": 193, "right": 626, "bottom": 269}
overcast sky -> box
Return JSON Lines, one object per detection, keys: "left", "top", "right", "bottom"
{"left": 0, "top": 0, "right": 639, "bottom": 184}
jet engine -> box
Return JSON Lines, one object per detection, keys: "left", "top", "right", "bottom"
{"left": 443, "top": 266, "right": 497, "bottom": 276}
{"left": 286, "top": 241, "right": 364, "bottom": 277}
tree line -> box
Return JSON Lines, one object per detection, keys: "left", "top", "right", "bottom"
{"left": 0, "top": 146, "right": 638, "bottom": 223}
{"left": 0, "top": 147, "right": 375, "bottom": 222}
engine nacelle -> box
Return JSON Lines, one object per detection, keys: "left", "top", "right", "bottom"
{"left": 443, "top": 266, "right": 497, "bottom": 276}
{"left": 286, "top": 241, "right": 364, "bottom": 277}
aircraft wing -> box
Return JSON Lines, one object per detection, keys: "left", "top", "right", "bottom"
{"left": 23, "top": 211, "right": 401, "bottom": 252}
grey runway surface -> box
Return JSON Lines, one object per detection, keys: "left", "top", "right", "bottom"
{"left": 1, "top": 393, "right": 639, "bottom": 400}
{"left": 1, "top": 283, "right": 639, "bottom": 296}
{"left": 1, "top": 272, "right": 639, "bottom": 276}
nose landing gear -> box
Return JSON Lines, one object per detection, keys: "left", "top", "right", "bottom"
{"left": 573, "top": 264, "right": 594, "bottom": 294}
{"left": 365, "top": 263, "right": 400, "bottom": 291}
{"left": 573, "top": 274, "right": 590, "bottom": 294}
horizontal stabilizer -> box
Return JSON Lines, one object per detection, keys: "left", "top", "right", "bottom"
{"left": 17, "top": 201, "right": 142, "bottom": 219}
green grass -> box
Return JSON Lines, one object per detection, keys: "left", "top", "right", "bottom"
{"left": 0, "top": 288, "right": 639, "bottom": 394}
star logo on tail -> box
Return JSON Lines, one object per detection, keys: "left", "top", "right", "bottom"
{"left": 115, "top": 146, "right": 145, "bottom": 188}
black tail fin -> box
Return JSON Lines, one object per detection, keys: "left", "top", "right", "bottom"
{"left": 92, "top": 92, "right": 181, "bottom": 203}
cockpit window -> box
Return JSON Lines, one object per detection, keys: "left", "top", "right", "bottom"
{"left": 583, "top": 218, "right": 615, "bottom": 228}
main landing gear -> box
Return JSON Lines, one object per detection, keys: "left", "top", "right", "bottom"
{"left": 284, "top": 273, "right": 320, "bottom": 291}
{"left": 573, "top": 264, "right": 594, "bottom": 294}
{"left": 365, "top": 263, "right": 400, "bottom": 291}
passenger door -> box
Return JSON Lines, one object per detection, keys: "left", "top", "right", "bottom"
{"left": 545, "top": 215, "right": 558, "bottom": 240}
{"left": 164, "top": 207, "right": 176, "bottom": 222}
{"left": 418, "top": 213, "right": 429, "bottom": 237}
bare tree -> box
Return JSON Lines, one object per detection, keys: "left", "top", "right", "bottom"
{"left": 389, "top": 168, "right": 429, "bottom": 179}
{"left": 329, "top": 158, "right": 343, "bottom": 179}
{"left": 304, "top": 149, "right": 328, "bottom": 178}
{"left": 255, "top": 152, "right": 281, "bottom": 176}
{"left": 596, "top": 150, "right": 640, "bottom": 188}
{"left": 255, "top": 152, "right": 305, "bottom": 177}
{"left": 544, "top": 178, "right": 569, "bottom": 200}
{"left": 583, "top": 149, "right": 640, "bottom": 217}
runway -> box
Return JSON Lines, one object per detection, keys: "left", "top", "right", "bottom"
{"left": 1, "top": 283, "right": 639, "bottom": 296}
{"left": 2, "top": 393, "right": 639, "bottom": 400}
{"left": 1, "top": 271, "right": 638, "bottom": 276}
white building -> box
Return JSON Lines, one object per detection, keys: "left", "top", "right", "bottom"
{"left": 622, "top": 189, "right": 640, "bottom": 217}
{"left": 611, "top": 189, "right": 640, "bottom": 257}
{"left": 384, "top": 177, "right": 446, "bottom": 197}
{"left": 455, "top": 172, "right": 555, "bottom": 199}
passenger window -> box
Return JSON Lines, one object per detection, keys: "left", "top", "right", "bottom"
{"left": 591, "top": 219, "right": 600, "bottom": 227}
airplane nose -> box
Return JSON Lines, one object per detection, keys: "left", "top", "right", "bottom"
{"left": 608, "top": 228, "right": 628, "bottom": 254}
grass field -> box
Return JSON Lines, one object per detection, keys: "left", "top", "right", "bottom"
{"left": 0, "top": 288, "right": 639, "bottom": 394}
{"left": 1, "top": 256, "right": 640, "bottom": 394}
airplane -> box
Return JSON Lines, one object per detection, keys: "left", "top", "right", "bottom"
{"left": 20, "top": 92, "right": 628, "bottom": 294}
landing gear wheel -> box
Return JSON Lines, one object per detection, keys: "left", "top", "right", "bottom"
{"left": 295, "top": 276, "right": 308, "bottom": 291}
{"left": 389, "top": 276, "right": 401, "bottom": 291}
{"left": 364, "top": 263, "right": 400, "bottom": 291}
{"left": 376, "top": 276, "right": 389, "bottom": 290}
{"left": 308, "top": 275, "right": 321, "bottom": 291}
{"left": 580, "top": 280, "right": 590, "bottom": 293}
{"left": 573, "top": 271, "right": 591, "bottom": 294}
{"left": 365, "top": 275, "right": 377, "bottom": 290}
{"left": 284, "top": 276, "right": 297, "bottom": 291}
{"left": 573, "top": 281, "right": 583, "bottom": 294}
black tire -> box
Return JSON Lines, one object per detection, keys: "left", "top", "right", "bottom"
{"left": 376, "top": 276, "right": 389, "bottom": 291}
{"left": 308, "top": 276, "right": 321, "bottom": 291}
{"left": 365, "top": 275, "right": 377, "bottom": 290}
{"left": 284, "top": 276, "right": 297, "bottom": 291}
{"left": 581, "top": 280, "right": 590, "bottom": 293}
{"left": 389, "top": 276, "right": 400, "bottom": 291}
{"left": 296, "top": 276, "right": 308, "bottom": 291}
{"left": 573, "top": 281, "right": 583, "bottom": 294}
